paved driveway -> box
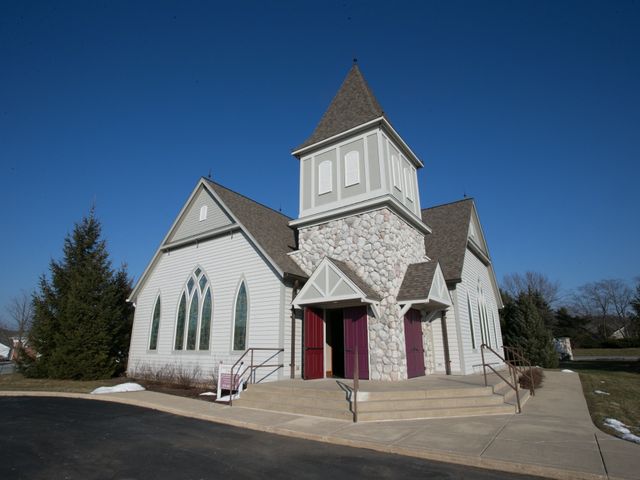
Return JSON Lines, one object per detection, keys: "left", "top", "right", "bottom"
{"left": 0, "top": 397, "right": 542, "bottom": 480}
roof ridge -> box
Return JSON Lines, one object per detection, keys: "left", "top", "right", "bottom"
{"left": 203, "top": 177, "right": 293, "bottom": 221}
{"left": 421, "top": 197, "right": 474, "bottom": 212}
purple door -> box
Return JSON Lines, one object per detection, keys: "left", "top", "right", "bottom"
{"left": 304, "top": 308, "right": 324, "bottom": 380}
{"left": 343, "top": 306, "right": 369, "bottom": 380}
{"left": 404, "top": 308, "right": 426, "bottom": 378}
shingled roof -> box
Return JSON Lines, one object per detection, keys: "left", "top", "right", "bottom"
{"left": 205, "top": 179, "right": 307, "bottom": 279}
{"left": 296, "top": 64, "right": 385, "bottom": 151}
{"left": 397, "top": 261, "right": 438, "bottom": 302}
{"left": 421, "top": 199, "right": 474, "bottom": 283}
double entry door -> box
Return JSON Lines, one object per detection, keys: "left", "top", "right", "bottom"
{"left": 303, "top": 306, "right": 369, "bottom": 380}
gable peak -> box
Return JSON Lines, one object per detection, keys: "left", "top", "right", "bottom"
{"left": 296, "top": 64, "right": 386, "bottom": 151}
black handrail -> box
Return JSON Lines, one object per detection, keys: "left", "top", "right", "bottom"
{"left": 228, "top": 348, "right": 284, "bottom": 406}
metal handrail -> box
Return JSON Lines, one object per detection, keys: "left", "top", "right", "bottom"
{"left": 353, "top": 342, "right": 359, "bottom": 423}
{"left": 229, "top": 347, "right": 284, "bottom": 406}
{"left": 502, "top": 346, "right": 536, "bottom": 396}
{"left": 480, "top": 343, "right": 522, "bottom": 413}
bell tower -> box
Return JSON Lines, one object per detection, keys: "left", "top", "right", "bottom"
{"left": 290, "top": 64, "right": 433, "bottom": 381}
{"left": 291, "top": 63, "right": 426, "bottom": 228}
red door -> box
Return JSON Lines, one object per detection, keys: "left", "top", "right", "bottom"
{"left": 344, "top": 306, "right": 369, "bottom": 380}
{"left": 404, "top": 308, "right": 426, "bottom": 378}
{"left": 303, "top": 307, "right": 324, "bottom": 380}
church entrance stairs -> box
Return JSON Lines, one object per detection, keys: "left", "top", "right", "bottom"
{"left": 232, "top": 373, "right": 523, "bottom": 422}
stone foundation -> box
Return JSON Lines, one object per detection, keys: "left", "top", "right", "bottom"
{"left": 291, "top": 207, "right": 428, "bottom": 380}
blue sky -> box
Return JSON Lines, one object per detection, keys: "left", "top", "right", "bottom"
{"left": 1, "top": 0, "right": 639, "bottom": 315}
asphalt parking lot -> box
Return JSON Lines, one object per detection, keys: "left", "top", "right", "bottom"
{"left": 0, "top": 397, "right": 544, "bottom": 480}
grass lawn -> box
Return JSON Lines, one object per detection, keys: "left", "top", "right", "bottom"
{"left": 0, "top": 372, "right": 215, "bottom": 400}
{"left": 560, "top": 360, "right": 640, "bottom": 442}
{"left": 573, "top": 348, "right": 640, "bottom": 357}
{"left": 0, "top": 373, "right": 125, "bottom": 393}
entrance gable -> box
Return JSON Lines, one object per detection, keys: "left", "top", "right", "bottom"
{"left": 293, "top": 257, "right": 379, "bottom": 308}
{"left": 427, "top": 264, "right": 451, "bottom": 306}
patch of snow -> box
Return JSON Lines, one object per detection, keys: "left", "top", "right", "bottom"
{"left": 199, "top": 391, "right": 216, "bottom": 396}
{"left": 594, "top": 390, "right": 610, "bottom": 395}
{"left": 600, "top": 380, "right": 605, "bottom": 384}
{"left": 91, "top": 382, "right": 145, "bottom": 394}
{"left": 604, "top": 418, "right": 640, "bottom": 444}
{"left": 561, "top": 369, "right": 575, "bottom": 373}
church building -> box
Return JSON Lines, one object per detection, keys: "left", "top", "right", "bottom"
{"left": 127, "top": 65, "right": 504, "bottom": 383}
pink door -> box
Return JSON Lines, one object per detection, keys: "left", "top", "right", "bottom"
{"left": 343, "top": 306, "right": 369, "bottom": 380}
{"left": 404, "top": 308, "right": 426, "bottom": 378}
{"left": 304, "top": 308, "right": 324, "bottom": 380}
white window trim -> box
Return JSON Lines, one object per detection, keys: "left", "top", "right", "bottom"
{"left": 404, "top": 168, "right": 413, "bottom": 201}
{"left": 148, "top": 292, "right": 161, "bottom": 351}
{"left": 231, "top": 278, "right": 250, "bottom": 352}
{"left": 199, "top": 205, "right": 208, "bottom": 221}
{"left": 467, "top": 292, "right": 477, "bottom": 350}
{"left": 391, "top": 154, "right": 401, "bottom": 189}
{"left": 318, "top": 160, "right": 333, "bottom": 195}
{"left": 174, "top": 267, "right": 212, "bottom": 352}
{"left": 344, "top": 150, "right": 360, "bottom": 187}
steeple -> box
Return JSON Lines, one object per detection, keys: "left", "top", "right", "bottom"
{"left": 296, "top": 64, "right": 386, "bottom": 151}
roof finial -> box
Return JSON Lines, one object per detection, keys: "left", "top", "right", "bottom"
{"left": 463, "top": 191, "right": 467, "bottom": 198}
{"left": 353, "top": 57, "right": 358, "bottom": 65}
{"left": 208, "top": 169, "right": 212, "bottom": 179}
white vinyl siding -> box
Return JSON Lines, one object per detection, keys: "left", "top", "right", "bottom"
{"left": 128, "top": 230, "right": 286, "bottom": 381}
{"left": 167, "top": 187, "right": 232, "bottom": 244}
{"left": 456, "top": 249, "right": 504, "bottom": 374}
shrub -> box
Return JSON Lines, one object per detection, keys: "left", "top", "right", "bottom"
{"left": 519, "top": 367, "right": 544, "bottom": 390}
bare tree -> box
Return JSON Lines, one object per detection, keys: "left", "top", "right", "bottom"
{"left": 502, "top": 271, "right": 560, "bottom": 305}
{"left": 571, "top": 279, "right": 633, "bottom": 338}
{"left": 6, "top": 291, "right": 33, "bottom": 342}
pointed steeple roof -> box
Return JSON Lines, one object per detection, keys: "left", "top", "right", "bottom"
{"left": 296, "top": 64, "right": 385, "bottom": 151}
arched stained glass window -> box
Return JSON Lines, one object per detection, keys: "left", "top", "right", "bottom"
{"left": 199, "top": 289, "right": 212, "bottom": 350}
{"left": 175, "top": 268, "right": 213, "bottom": 351}
{"left": 149, "top": 296, "right": 161, "bottom": 350}
{"left": 186, "top": 291, "right": 199, "bottom": 350}
{"left": 233, "top": 281, "right": 248, "bottom": 351}
{"left": 467, "top": 293, "right": 476, "bottom": 349}
{"left": 175, "top": 293, "right": 187, "bottom": 350}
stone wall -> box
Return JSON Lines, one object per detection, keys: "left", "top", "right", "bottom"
{"left": 291, "top": 207, "right": 428, "bottom": 380}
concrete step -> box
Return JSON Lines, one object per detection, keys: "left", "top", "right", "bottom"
{"left": 247, "top": 383, "right": 496, "bottom": 401}
{"left": 236, "top": 390, "right": 350, "bottom": 410}
{"left": 233, "top": 398, "right": 354, "bottom": 420}
{"left": 357, "top": 404, "right": 516, "bottom": 421}
{"left": 356, "top": 394, "right": 506, "bottom": 412}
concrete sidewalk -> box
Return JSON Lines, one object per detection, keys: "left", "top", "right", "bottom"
{"left": 3, "top": 371, "right": 638, "bottom": 480}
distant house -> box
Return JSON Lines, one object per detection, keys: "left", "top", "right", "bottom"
{"left": 0, "top": 329, "right": 16, "bottom": 361}
{"left": 0, "top": 342, "right": 9, "bottom": 360}
{"left": 127, "top": 65, "right": 504, "bottom": 382}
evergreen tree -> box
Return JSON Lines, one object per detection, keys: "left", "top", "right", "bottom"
{"left": 501, "top": 292, "right": 559, "bottom": 368}
{"left": 22, "top": 209, "right": 133, "bottom": 379}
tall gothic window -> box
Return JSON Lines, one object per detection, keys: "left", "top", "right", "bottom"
{"left": 149, "top": 296, "right": 161, "bottom": 350}
{"left": 174, "top": 268, "right": 213, "bottom": 351}
{"left": 233, "top": 281, "right": 248, "bottom": 351}
{"left": 467, "top": 293, "right": 476, "bottom": 349}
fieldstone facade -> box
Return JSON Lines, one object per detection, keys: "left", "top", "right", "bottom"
{"left": 291, "top": 207, "right": 428, "bottom": 380}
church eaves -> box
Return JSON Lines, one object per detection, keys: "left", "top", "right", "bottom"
{"left": 295, "top": 64, "right": 386, "bottom": 151}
